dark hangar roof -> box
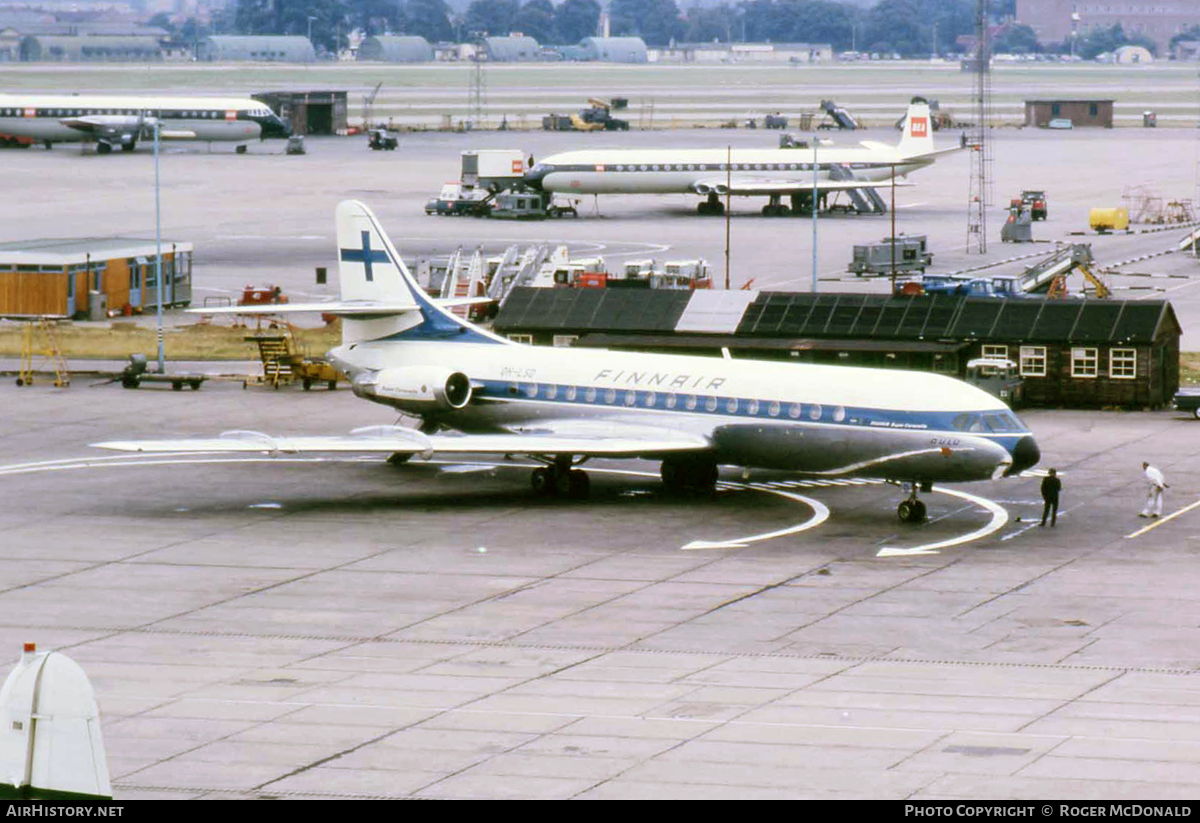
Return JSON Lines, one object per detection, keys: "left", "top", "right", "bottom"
{"left": 495, "top": 288, "right": 1180, "bottom": 345}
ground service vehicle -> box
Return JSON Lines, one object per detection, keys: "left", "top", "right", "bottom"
{"left": 368, "top": 129, "right": 398, "bottom": 150}
{"left": 965, "top": 358, "right": 1024, "bottom": 408}
{"left": 1174, "top": 388, "right": 1200, "bottom": 419}
{"left": 1022, "top": 190, "right": 1047, "bottom": 221}
{"left": 424, "top": 183, "right": 491, "bottom": 216}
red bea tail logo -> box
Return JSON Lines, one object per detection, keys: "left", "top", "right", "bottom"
{"left": 910, "top": 116, "right": 928, "bottom": 138}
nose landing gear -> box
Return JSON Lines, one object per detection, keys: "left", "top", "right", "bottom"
{"left": 897, "top": 482, "right": 929, "bottom": 523}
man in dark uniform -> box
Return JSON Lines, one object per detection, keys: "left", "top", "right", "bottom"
{"left": 1040, "top": 468, "right": 1061, "bottom": 527}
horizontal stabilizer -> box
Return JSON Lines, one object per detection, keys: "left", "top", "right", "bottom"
{"left": 186, "top": 301, "right": 419, "bottom": 317}
{"left": 900, "top": 145, "right": 966, "bottom": 162}
{"left": 185, "top": 295, "right": 492, "bottom": 317}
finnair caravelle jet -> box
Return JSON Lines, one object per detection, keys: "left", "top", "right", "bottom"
{"left": 0, "top": 93, "right": 291, "bottom": 153}
{"left": 524, "top": 97, "right": 959, "bottom": 216}
{"left": 93, "top": 200, "right": 1039, "bottom": 523}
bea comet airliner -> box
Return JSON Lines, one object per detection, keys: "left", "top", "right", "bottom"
{"left": 94, "top": 200, "right": 1039, "bottom": 523}
{"left": 524, "top": 97, "right": 959, "bottom": 216}
{"left": 0, "top": 93, "right": 291, "bottom": 153}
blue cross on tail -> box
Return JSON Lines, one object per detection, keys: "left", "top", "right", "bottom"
{"left": 340, "top": 230, "right": 389, "bottom": 282}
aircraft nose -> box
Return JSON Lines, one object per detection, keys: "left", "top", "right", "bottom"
{"left": 1004, "top": 435, "right": 1041, "bottom": 476}
{"left": 523, "top": 165, "right": 548, "bottom": 190}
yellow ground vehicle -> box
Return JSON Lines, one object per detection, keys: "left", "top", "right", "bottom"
{"left": 1089, "top": 207, "right": 1129, "bottom": 234}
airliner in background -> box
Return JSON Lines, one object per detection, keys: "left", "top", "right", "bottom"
{"left": 94, "top": 200, "right": 1039, "bottom": 523}
{"left": 524, "top": 97, "right": 961, "bottom": 216}
{"left": 0, "top": 93, "right": 291, "bottom": 153}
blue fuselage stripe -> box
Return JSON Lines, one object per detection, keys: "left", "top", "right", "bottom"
{"left": 472, "top": 378, "right": 1030, "bottom": 450}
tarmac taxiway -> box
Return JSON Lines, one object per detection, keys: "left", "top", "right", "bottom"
{"left": 4, "top": 116, "right": 1200, "bottom": 799}
{"left": 2, "top": 383, "right": 1200, "bottom": 799}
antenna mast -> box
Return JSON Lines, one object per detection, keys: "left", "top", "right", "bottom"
{"left": 967, "top": 0, "right": 994, "bottom": 253}
{"left": 469, "top": 45, "right": 487, "bottom": 129}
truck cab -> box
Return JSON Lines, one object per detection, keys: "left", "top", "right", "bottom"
{"left": 965, "top": 358, "right": 1024, "bottom": 408}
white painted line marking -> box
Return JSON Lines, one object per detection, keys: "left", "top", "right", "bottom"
{"left": 681, "top": 483, "right": 830, "bottom": 550}
{"left": 876, "top": 487, "right": 1008, "bottom": 557}
{"left": 1126, "top": 497, "right": 1200, "bottom": 539}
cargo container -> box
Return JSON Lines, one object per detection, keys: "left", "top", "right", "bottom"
{"left": 848, "top": 235, "right": 932, "bottom": 276}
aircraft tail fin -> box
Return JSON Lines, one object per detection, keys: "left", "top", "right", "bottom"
{"left": 185, "top": 201, "right": 511, "bottom": 346}
{"left": 896, "top": 96, "right": 935, "bottom": 159}
{"left": 334, "top": 200, "right": 510, "bottom": 345}
{"left": 334, "top": 200, "right": 423, "bottom": 306}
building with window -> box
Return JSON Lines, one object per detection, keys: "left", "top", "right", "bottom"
{"left": 573, "top": 37, "right": 648, "bottom": 63}
{"left": 494, "top": 289, "right": 1181, "bottom": 408}
{"left": 479, "top": 35, "right": 542, "bottom": 62}
{"left": 1024, "top": 99, "right": 1113, "bottom": 128}
{"left": 0, "top": 237, "right": 194, "bottom": 319}
{"left": 196, "top": 36, "right": 315, "bottom": 63}
{"left": 357, "top": 35, "right": 432, "bottom": 62}
{"left": 252, "top": 90, "right": 347, "bottom": 136}
{"left": 1015, "top": 0, "right": 1200, "bottom": 55}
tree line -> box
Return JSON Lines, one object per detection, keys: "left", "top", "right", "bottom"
{"left": 202, "top": 0, "right": 990, "bottom": 53}
{"left": 186, "top": 0, "right": 1163, "bottom": 58}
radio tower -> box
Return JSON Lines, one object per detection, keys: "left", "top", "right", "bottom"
{"left": 967, "top": 0, "right": 994, "bottom": 253}
{"left": 468, "top": 48, "right": 487, "bottom": 129}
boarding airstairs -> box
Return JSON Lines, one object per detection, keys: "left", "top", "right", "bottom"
{"left": 440, "top": 246, "right": 487, "bottom": 317}
{"left": 1177, "top": 225, "right": 1200, "bottom": 253}
{"left": 491, "top": 244, "right": 549, "bottom": 302}
{"left": 828, "top": 163, "right": 886, "bottom": 214}
{"left": 1017, "top": 244, "right": 1109, "bottom": 298}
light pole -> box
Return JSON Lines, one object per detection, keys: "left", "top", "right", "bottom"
{"left": 153, "top": 116, "right": 164, "bottom": 373}
{"left": 307, "top": 15, "right": 317, "bottom": 45}
{"left": 811, "top": 133, "right": 818, "bottom": 292}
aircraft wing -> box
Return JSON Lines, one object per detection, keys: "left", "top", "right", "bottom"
{"left": 60, "top": 115, "right": 137, "bottom": 139}
{"left": 692, "top": 176, "right": 905, "bottom": 197}
{"left": 60, "top": 116, "right": 195, "bottom": 141}
{"left": 92, "top": 421, "right": 712, "bottom": 459}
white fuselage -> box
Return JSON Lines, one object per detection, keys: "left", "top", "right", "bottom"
{"left": 0, "top": 94, "right": 286, "bottom": 145}
{"left": 334, "top": 336, "right": 1036, "bottom": 483}
{"left": 530, "top": 146, "right": 929, "bottom": 195}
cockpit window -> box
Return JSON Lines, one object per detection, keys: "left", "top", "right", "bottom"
{"left": 952, "top": 413, "right": 986, "bottom": 433}
{"left": 983, "top": 412, "right": 1017, "bottom": 432}
{"left": 953, "top": 411, "right": 1024, "bottom": 433}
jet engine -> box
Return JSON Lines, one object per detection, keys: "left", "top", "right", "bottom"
{"left": 360, "top": 367, "right": 474, "bottom": 413}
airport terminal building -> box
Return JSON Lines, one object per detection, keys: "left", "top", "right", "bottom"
{"left": 494, "top": 288, "right": 1181, "bottom": 409}
{"left": 0, "top": 237, "right": 194, "bottom": 319}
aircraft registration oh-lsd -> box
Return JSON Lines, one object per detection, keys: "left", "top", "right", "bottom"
{"left": 523, "top": 97, "right": 962, "bottom": 217}
{"left": 0, "top": 93, "right": 291, "bottom": 154}
{"left": 93, "top": 200, "right": 1040, "bottom": 523}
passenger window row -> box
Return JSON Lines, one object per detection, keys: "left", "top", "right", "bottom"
{"left": 508, "top": 382, "right": 852, "bottom": 423}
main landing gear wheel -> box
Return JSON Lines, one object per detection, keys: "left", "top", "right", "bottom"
{"left": 697, "top": 194, "right": 725, "bottom": 216}
{"left": 762, "top": 195, "right": 790, "bottom": 217}
{"left": 660, "top": 455, "right": 719, "bottom": 495}
{"left": 530, "top": 463, "right": 590, "bottom": 500}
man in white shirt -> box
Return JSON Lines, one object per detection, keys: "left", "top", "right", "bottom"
{"left": 1140, "top": 462, "right": 1167, "bottom": 518}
